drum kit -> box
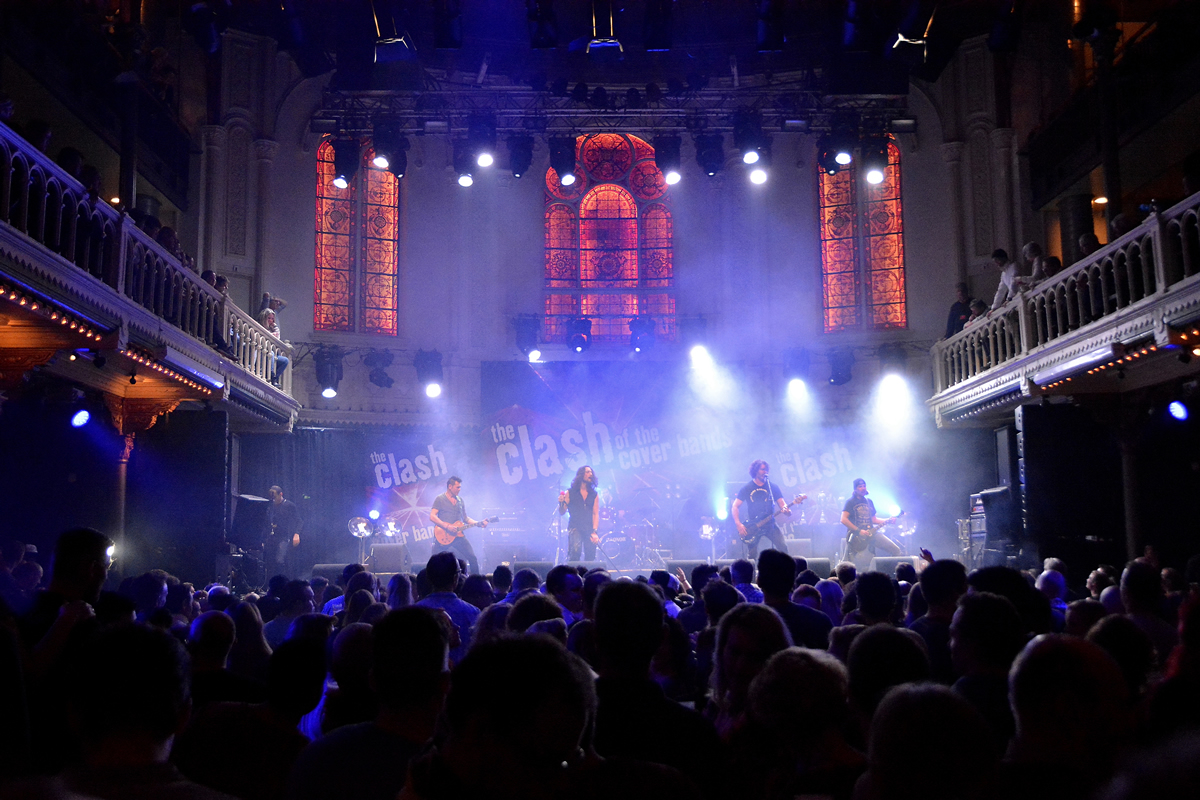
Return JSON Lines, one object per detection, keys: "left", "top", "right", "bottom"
{"left": 556, "top": 487, "right": 668, "bottom": 568}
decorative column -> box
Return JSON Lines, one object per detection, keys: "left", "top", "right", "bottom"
{"left": 941, "top": 141, "right": 968, "bottom": 284}
{"left": 104, "top": 396, "right": 183, "bottom": 548}
{"left": 252, "top": 139, "right": 279, "bottom": 304}
{"left": 990, "top": 128, "right": 1018, "bottom": 256}
{"left": 198, "top": 126, "right": 228, "bottom": 274}
{"left": 1057, "top": 193, "right": 1094, "bottom": 266}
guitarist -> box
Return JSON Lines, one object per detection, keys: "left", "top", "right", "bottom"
{"left": 430, "top": 476, "right": 488, "bottom": 575}
{"left": 732, "top": 460, "right": 791, "bottom": 559}
{"left": 840, "top": 478, "right": 902, "bottom": 559}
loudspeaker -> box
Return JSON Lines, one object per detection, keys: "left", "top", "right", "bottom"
{"left": 869, "top": 556, "right": 916, "bottom": 575}
{"left": 369, "top": 543, "right": 412, "bottom": 573}
{"left": 310, "top": 563, "right": 346, "bottom": 583}
{"left": 802, "top": 558, "right": 833, "bottom": 579}
{"left": 562, "top": 561, "right": 608, "bottom": 573}
{"left": 512, "top": 561, "right": 555, "bottom": 581}
{"left": 784, "top": 538, "right": 813, "bottom": 556}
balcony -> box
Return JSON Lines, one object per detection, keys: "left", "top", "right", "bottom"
{"left": 0, "top": 121, "right": 299, "bottom": 433}
{"left": 928, "top": 191, "right": 1200, "bottom": 427}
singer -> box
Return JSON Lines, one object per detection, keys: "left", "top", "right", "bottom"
{"left": 558, "top": 465, "right": 600, "bottom": 562}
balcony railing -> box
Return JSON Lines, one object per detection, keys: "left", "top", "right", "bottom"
{"left": 932, "top": 191, "right": 1200, "bottom": 395}
{"left": 0, "top": 121, "right": 292, "bottom": 395}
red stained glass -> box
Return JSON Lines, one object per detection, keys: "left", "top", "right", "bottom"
{"left": 545, "top": 204, "right": 578, "bottom": 287}
{"left": 580, "top": 186, "right": 639, "bottom": 288}
{"left": 817, "top": 139, "right": 907, "bottom": 332}
{"left": 864, "top": 142, "right": 907, "bottom": 329}
{"left": 360, "top": 150, "right": 399, "bottom": 335}
{"left": 314, "top": 139, "right": 400, "bottom": 335}
{"left": 640, "top": 204, "right": 672, "bottom": 287}
{"left": 629, "top": 161, "right": 667, "bottom": 201}
{"left": 581, "top": 134, "right": 633, "bottom": 182}
{"left": 315, "top": 139, "right": 354, "bottom": 331}
{"left": 545, "top": 135, "right": 674, "bottom": 343}
{"left": 546, "top": 166, "right": 588, "bottom": 201}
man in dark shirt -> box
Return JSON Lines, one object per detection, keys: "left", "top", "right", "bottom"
{"left": 840, "top": 478, "right": 901, "bottom": 560}
{"left": 429, "top": 475, "right": 487, "bottom": 575}
{"left": 945, "top": 282, "right": 973, "bottom": 338}
{"left": 288, "top": 607, "right": 450, "bottom": 800}
{"left": 758, "top": 549, "right": 832, "bottom": 649}
{"left": 732, "top": 460, "right": 792, "bottom": 559}
{"left": 592, "top": 581, "right": 726, "bottom": 799}
{"left": 267, "top": 485, "right": 302, "bottom": 578}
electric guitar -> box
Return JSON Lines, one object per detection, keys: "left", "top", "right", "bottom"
{"left": 739, "top": 495, "right": 807, "bottom": 542}
{"left": 434, "top": 516, "right": 499, "bottom": 547}
{"left": 845, "top": 512, "right": 906, "bottom": 554}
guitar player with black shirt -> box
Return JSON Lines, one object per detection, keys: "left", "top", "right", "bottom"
{"left": 841, "top": 478, "right": 901, "bottom": 560}
{"left": 733, "top": 460, "right": 791, "bottom": 559}
{"left": 430, "top": 475, "right": 487, "bottom": 575}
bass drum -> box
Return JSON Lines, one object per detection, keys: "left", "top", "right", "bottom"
{"left": 597, "top": 530, "right": 635, "bottom": 568}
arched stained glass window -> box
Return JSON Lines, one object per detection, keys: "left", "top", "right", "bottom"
{"left": 817, "top": 139, "right": 907, "bottom": 332}
{"left": 314, "top": 139, "right": 400, "bottom": 335}
{"left": 544, "top": 134, "right": 675, "bottom": 344}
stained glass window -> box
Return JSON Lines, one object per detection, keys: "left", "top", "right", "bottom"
{"left": 544, "top": 134, "right": 675, "bottom": 343}
{"left": 314, "top": 139, "right": 400, "bottom": 335}
{"left": 817, "top": 139, "right": 907, "bottom": 332}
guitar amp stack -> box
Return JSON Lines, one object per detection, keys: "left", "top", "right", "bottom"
{"left": 965, "top": 486, "right": 1017, "bottom": 569}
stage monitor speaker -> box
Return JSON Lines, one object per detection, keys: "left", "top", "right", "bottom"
{"left": 869, "top": 556, "right": 916, "bottom": 576}
{"left": 512, "top": 561, "right": 555, "bottom": 581}
{"left": 310, "top": 563, "right": 345, "bottom": 583}
{"left": 369, "top": 543, "right": 412, "bottom": 573}
{"left": 800, "top": 558, "right": 833, "bottom": 579}
{"left": 784, "top": 538, "right": 813, "bottom": 557}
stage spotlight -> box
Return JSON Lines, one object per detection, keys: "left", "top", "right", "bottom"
{"left": 817, "top": 136, "right": 841, "bottom": 175}
{"left": 877, "top": 341, "right": 907, "bottom": 375}
{"left": 373, "top": 124, "right": 409, "bottom": 178}
{"left": 513, "top": 314, "right": 542, "bottom": 361}
{"left": 874, "top": 373, "right": 913, "bottom": 426}
{"left": 1169, "top": 401, "right": 1188, "bottom": 421}
{"left": 625, "top": 87, "right": 644, "bottom": 108}
{"left": 786, "top": 378, "right": 810, "bottom": 412}
{"left": 434, "top": 0, "right": 462, "bottom": 49}
{"left": 453, "top": 140, "right": 474, "bottom": 186}
{"left": 653, "top": 135, "right": 682, "bottom": 185}
{"left": 315, "top": 346, "right": 344, "bottom": 398}
{"left": 862, "top": 136, "right": 889, "bottom": 185}
{"left": 694, "top": 134, "right": 725, "bottom": 177}
{"left": 331, "top": 137, "right": 360, "bottom": 189}
{"left": 785, "top": 348, "right": 811, "bottom": 381}
{"left": 689, "top": 344, "right": 713, "bottom": 370}
{"left": 645, "top": 82, "right": 663, "bottom": 103}
{"left": 364, "top": 349, "right": 395, "bottom": 388}
{"left": 507, "top": 135, "right": 534, "bottom": 178}
{"left": 571, "top": 82, "right": 590, "bottom": 103}
{"left": 549, "top": 136, "right": 577, "bottom": 186}
{"left": 733, "top": 110, "right": 765, "bottom": 165}
{"left": 567, "top": 318, "right": 592, "bottom": 353}
{"left": 468, "top": 114, "right": 497, "bottom": 168}
{"left": 70, "top": 408, "right": 90, "bottom": 428}
{"left": 590, "top": 86, "right": 609, "bottom": 108}
{"left": 415, "top": 350, "right": 444, "bottom": 397}
{"left": 368, "top": 509, "right": 381, "bottom": 520}
{"left": 828, "top": 348, "right": 855, "bottom": 385}
{"left": 629, "top": 315, "right": 656, "bottom": 353}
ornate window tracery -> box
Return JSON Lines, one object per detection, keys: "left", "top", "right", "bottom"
{"left": 315, "top": 139, "right": 400, "bottom": 335}
{"left": 817, "top": 139, "right": 907, "bottom": 332}
{"left": 544, "top": 134, "right": 675, "bottom": 343}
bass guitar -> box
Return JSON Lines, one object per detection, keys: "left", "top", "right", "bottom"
{"left": 845, "top": 512, "right": 905, "bottom": 554}
{"left": 434, "top": 516, "right": 499, "bottom": 547}
{"left": 739, "top": 495, "right": 807, "bottom": 543}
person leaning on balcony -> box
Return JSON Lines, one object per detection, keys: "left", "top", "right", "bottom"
{"left": 945, "top": 282, "right": 973, "bottom": 338}
{"left": 258, "top": 308, "right": 290, "bottom": 387}
{"left": 988, "top": 249, "right": 1023, "bottom": 313}
{"left": 1079, "top": 232, "right": 1101, "bottom": 257}
{"left": 1023, "top": 242, "right": 1048, "bottom": 282}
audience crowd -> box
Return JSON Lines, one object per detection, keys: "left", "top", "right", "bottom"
{"left": 3, "top": 527, "right": 1200, "bottom": 800}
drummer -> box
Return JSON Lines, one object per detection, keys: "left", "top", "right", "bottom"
{"left": 559, "top": 465, "right": 600, "bottom": 562}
